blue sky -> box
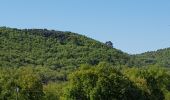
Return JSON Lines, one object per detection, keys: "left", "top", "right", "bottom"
{"left": 0, "top": 0, "right": 170, "bottom": 54}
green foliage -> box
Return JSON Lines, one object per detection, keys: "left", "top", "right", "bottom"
{"left": 0, "top": 68, "right": 17, "bottom": 100}
{"left": 0, "top": 67, "right": 43, "bottom": 100}
{"left": 43, "top": 82, "right": 66, "bottom": 100}
{"left": 0, "top": 27, "right": 129, "bottom": 68}
{"left": 129, "top": 48, "right": 170, "bottom": 67}
{"left": 122, "top": 66, "right": 170, "bottom": 100}
{"left": 16, "top": 67, "right": 44, "bottom": 100}
{"left": 63, "top": 62, "right": 147, "bottom": 100}
{"left": 0, "top": 27, "right": 170, "bottom": 100}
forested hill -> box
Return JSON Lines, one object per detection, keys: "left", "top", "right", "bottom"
{"left": 129, "top": 48, "right": 170, "bottom": 67}
{"left": 0, "top": 27, "right": 129, "bottom": 68}
{"left": 0, "top": 27, "right": 170, "bottom": 99}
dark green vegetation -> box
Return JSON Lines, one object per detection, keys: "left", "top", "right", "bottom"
{"left": 0, "top": 27, "right": 170, "bottom": 100}
{"left": 0, "top": 27, "right": 129, "bottom": 67}
{"left": 129, "top": 48, "right": 170, "bottom": 67}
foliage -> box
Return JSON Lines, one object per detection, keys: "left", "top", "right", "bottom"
{"left": 0, "top": 27, "right": 170, "bottom": 100}
{"left": 43, "top": 82, "right": 66, "bottom": 100}
{"left": 63, "top": 62, "right": 148, "bottom": 100}
{"left": 129, "top": 48, "right": 170, "bottom": 67}
{"left": 0, "top": 27, "right": 129, "bottom": 68}
{"left": 0, "top": 67, "right": 43, "bottom": 100}
{"left": 122, "top": 66, "right": 170, "bottom": 100}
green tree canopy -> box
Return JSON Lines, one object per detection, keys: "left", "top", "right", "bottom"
{"left": 64, "top": 62, "right": 147, "bottom": 100}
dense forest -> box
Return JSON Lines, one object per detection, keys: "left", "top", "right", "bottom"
{"left": 0, "top": 27, "right": 170, "bottom": 100}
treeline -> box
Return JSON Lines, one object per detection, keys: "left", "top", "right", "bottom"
{"left": 0, "top": 63, "right": 170, "bottom": 100}
{"left": 0, "top": 27, "right": 129, "bottom": 68}
{"left": 129, "top": 48, "right": 170, "bottom": 67}
{"left": 0, "top": 27, "right": 170, "bottom": 100}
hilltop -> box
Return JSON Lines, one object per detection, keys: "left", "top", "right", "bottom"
{"left": 129, "top": 48, "right": 170, "bottom": 67}
{"left": 0, "top": 27, "right": 170, "bottom": 99}
{"left": 0, "top": 27, "right": 129, "bottom": 68}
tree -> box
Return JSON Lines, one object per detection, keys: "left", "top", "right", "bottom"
{"left": 16, "top": 67, "right": 44, "bottom": 100}
{"left": 64, "top": 62, "right": 146, "bottom": 100}
{"left": 122, "top": 66, "right": 170, "bottom": 100}
{"left": 0, "top": 67, "right": 44, "bottom": 100}
{"left": 43, "top": 82, "right": 66, "bottom": 100}
{"left": 105, "top": 41, "right": 113, "bottom": 48}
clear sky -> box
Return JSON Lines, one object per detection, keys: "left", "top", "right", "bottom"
{"left": 0, "top": 0, "right": 170, "bottom": 54}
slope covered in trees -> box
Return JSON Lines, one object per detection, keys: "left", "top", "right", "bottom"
{"left": 0, "top": 27, "right": 170, "bottom": 100}
{"left": 0, "top": 27, "right": 129, "bottom": 68}
{"left": 129, "top": 48, "right": 170, "bottom": 67}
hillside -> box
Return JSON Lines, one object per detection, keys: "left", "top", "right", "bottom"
{"left": 129, "top": 48, "right": 170, "bottom": 67}
{"left": 0, "top": 27, "right": 130, "bottom": 67}
{"left": 0, "top": 27, "right": 170, "bottom": 99}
